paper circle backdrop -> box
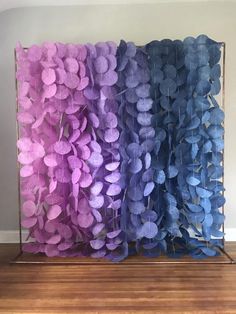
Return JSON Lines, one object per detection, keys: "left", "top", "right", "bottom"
{"left": 16, "top": 35, "right": 225, "bottom": 261}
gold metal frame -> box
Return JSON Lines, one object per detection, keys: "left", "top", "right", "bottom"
{"left": 14, "top": 48, "right": 23, "bottom": 254}
{"left": 11, "top": 43, "right": 235, "bottom": 265}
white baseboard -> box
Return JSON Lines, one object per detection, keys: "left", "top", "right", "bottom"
{"left": 0, "top": 228, "right": 235, "bottom": 243}
{"left": 224, "top": 228, "right": 236, "bottom": 241}
{"left": 0, "top": 230, "right": 28, "bottom": 243}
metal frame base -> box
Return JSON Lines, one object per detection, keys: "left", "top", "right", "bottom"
{"left": 10, "top": 247, "right": 235, "bottom": 265}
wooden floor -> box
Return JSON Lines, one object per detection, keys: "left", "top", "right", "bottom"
{"left": 0, "top": 243, "right": 235, "bottom": 314}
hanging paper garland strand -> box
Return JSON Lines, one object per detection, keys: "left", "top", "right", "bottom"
{"left": 84, "top": 42, "right": 123, "bottom": 259}
{"left": 116, "top": 40, "right": 157, "bottom": 260}
{"left": 181, "top": 36, "right": 225, "bottom": 257}
{"left": 145, "top": 39, "right": 182, "bottom": 257}
{"left": 17, "top": 42, "right": 97, "bottom": 257}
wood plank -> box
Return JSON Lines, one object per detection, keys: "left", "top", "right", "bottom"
{"left": 0, "top": 243, "right": 236, "bottom": 314}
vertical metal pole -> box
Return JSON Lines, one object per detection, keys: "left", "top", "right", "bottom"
{"left": 14, "top": 48, "right": 23, "bottom": 253}
{"left": 221, "top": 42, "right": 226, "bottom": 249}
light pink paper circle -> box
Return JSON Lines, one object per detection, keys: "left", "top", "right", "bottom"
{"left": 64, "top": 58, "right": 79, "bottom": 73}
{"left": 43, "top": 84, "right": 57, "bottom": 98}
{"left": 28, "top": 45, "right": 42, "bottom": 62}
{"left": 42, "top": 68, "right": 56, "bottom": 85}
{"left": 64, "top": 73, "right": 80, "bottom": 89}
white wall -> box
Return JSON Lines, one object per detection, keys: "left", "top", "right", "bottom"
{"left": 0, "top": 2, "right": 235, "bottom": 236}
